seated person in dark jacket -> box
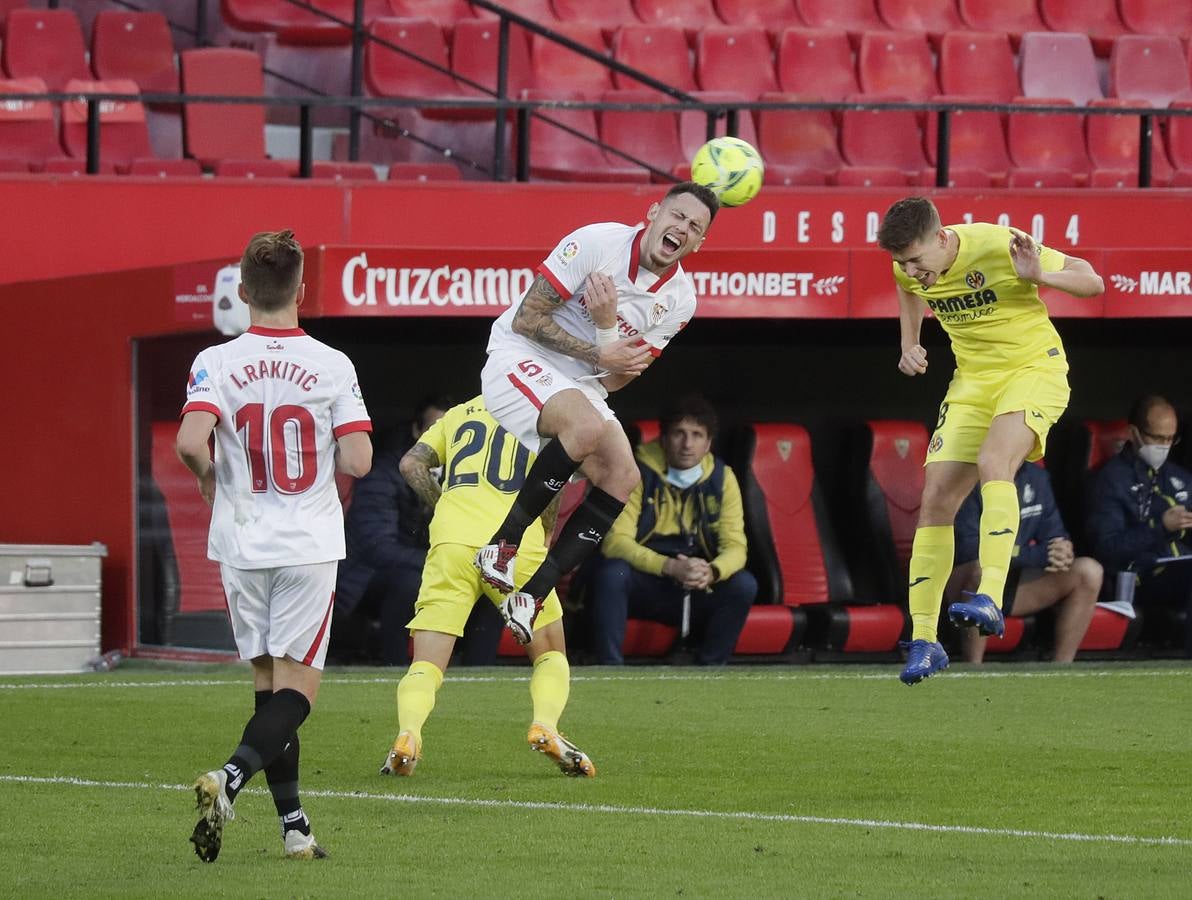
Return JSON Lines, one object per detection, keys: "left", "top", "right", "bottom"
{"left": 591, "top": 394, "right": 756, "bottom": 666}
{"left": 334, "top": 397, "right": 450, "bottom": 665}
{"left": 947, "top": 462, "right": 1101, "bottom": 663}
{"left": 1088, "top": 394, "right": 1192, "bottom": 654}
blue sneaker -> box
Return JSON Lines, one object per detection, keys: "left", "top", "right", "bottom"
{"left": 899, "top": 639, "right": 950, "bottom": 685}
{"left": 948, "top": 591, "right": 1005, "bottom": 637}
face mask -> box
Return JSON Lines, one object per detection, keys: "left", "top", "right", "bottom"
{"left": 1137, "top": 444, "right": 1170, "bottom": 471}
{"left": 666, "top": 463, "right": 702, "bottom": 489}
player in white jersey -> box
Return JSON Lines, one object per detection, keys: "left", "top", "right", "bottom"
{"left": 475, "top": 182, "right": 720, "bottom": 643}
{"left": 176, "top": 230, "right": 372, "bottom": 863}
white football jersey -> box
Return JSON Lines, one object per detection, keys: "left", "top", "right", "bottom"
{"left": 487, "top": 222, "right": 697, "bottom": 386}
{"left": 182, "top": 325, "right": 371, "bottom": 569}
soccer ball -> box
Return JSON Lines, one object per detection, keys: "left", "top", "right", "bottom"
{"left": 689, "top": 136, "right": 765, "bottom": 207}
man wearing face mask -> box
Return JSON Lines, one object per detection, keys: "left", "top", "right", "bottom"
{"left": 589, "top": 394, "right": 756, "bottom": 665}
{"left": 1088, "top": 395, "right": 1192, "bottom": 655}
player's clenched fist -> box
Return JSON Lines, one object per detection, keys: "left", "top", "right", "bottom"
{"left": 597, "top": 336, "right": 652, "bottom": 375}
{"left": 584, "top": 272, "right": 619, "bottom": 329}
{"left": 898, "top": 343, "right": 928, "bottom": 376}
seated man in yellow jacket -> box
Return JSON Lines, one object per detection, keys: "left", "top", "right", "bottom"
{"left": 592, "top": 394, "right": 756, "bottom": 665}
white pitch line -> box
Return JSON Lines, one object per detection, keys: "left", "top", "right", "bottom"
{"left": 1, "top": 773, "right": 1189, "bottom": 849}
{"left": 0, "top": 668, "right": 1190, "bottom": 690}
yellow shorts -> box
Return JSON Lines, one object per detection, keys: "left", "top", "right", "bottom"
{"left": 407, "top": 542, "right": 563, "bottom": 637}
{"left": 926, "top": 366, "right": 1070, "bottom": 465}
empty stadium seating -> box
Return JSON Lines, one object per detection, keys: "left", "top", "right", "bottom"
{"left": 612, "top": 24, "right": 695, "bottom": 94}
{"left": 796, "top": 0, "right": 885, "bottom": 43}
{"left": 529, "top": 23, "right": 612, "bottom": 99}
{"left": 3, "top": 9, "right": 91, "bottom": 92}
{"left": 600, "top": 88, "right": 684, "bottom": 177}
{"left": 552, "top": 0, "right": 637, "bottom": 38}
{"left": 1110, "top": 35, "right": 1191, "bottom": 108}
{"left": 957, "top": 0, "right": 1044, "bottom": 48}
{"left": 1019, "top": 32, "right": 1102, "bottom": 106}
{"left": 451, "top": 18, "right": 534, "bottom": 103}
{"left": 1166, "top": 100, "right": 1192, "bottom": 182}
{"left": 777, "top": 28, "right": 859, "bottom": 99}
{"left": 60, "top": 79, "right": 153, "bottom": 172}
{"left": 1006, "top": 97, "right": 1090, "bottom": 184}
{"left": 90, "top": 11, "right": 180, "bottom": 97}
{"left": 520, "top": 88, "right": 648, "bottom": 181}
{"left": 180, "top": 48, "right": 268, "bottom": 167}
{"left": 676, "top": 90, "right": 759, "bottom": 162}
{"left": 858, "top": 29, "right": 938, "bottom": 100}
{"left": 308, "top": 160, "right": 379, "bottom": 179}
{"left": 635, "top": 0, "right": 722, "bottom": 37}
{"left": 937, "top": 30, "right": 1019, "bottom": 102}
{"left": 1038, "top": 0, "right": 1126, "bottom": 57}
{"left": 840, "top": 93, "right": 930, "bottom": 182}
{"left": 0, "top": 77, "right": 63, "bottom": 170}
{"left": 756, "top": 93, "right": 842, "bottom": 181}
{"left": 385, "top": 160, "right": 463, "bottom": 179}
{"left": 1118, "top": 0, "right": 1192, "bottom": 38}
{"left": 924, "top": 96, "right": 1011, "bottom": 186}
{"left": 696, "top": 26, "right": 779, "bottom": 96}
{"left": 128, "top": 157, "right": 203, "bottom": 177}
{"left": 715, "top": 0, "right": 805, "bottom": 34}
{"left": 876, "top": 0, "right": 963, "bottom": 44}
{"left": 1086, "top": 98, "right": 1173, "bottom": 187}
{"left": 472, "top": 0, "right": 556, "bottom": 25}
{"left": 365, "top": 17, "right": 469, "bottom": 113}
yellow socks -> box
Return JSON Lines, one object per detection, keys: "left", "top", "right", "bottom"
{"left": 908, "top": 525, "right": 955, "bottom": 641}
{"left": 396, "top": 660, "right": 443, "bottom": 743}
{"left": 529, "top": 650, "right": 570, "bottom": 732}
{"left": 976, "top": 480, "right": 1019, "bottom": 610}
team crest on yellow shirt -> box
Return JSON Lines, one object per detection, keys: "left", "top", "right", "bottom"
{"left": 965, "top": 270, "right": 985, "bottom": 290}
{"left": 928, "top": 433, "right": 944, "bottom": 454}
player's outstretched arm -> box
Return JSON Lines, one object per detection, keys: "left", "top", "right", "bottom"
{"left": 176, "top": 410, "right": 218, "bottom": 505}
{"left": 896, "top": 285, "right": 928, "bottom": 376}
{"left": 335, "top": 431, "right": 373, "bottom": 478}
{"left": 399, "top": 442, "right": 443, "bottom": 510}
{"left": 513, "top": 273, "right": 601, "bottom": 365}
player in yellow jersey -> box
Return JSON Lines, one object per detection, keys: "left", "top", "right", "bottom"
{"left": 877, "top": 197, "right": 1104, "bottom": 685}
{"left": 378, "top": 396, "right": 594, "bottom": 777}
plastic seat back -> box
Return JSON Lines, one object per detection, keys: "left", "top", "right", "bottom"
{"left": 599, "top": 88, "right": 684, "bottom": 174}
{"left": 1019, "top": 32, "right": 1102, "bottom": 106}
{"left": 60, "top": 78, "right": 153, "bottom": 170}
{"left": 715, "top": 0, "right": 805, "bottom": 32}
{"left": 877, "top": 0, "right": 963, "bottom": 38}
{"left": 840, "top": 92, "right": 928, "bottom": 174}
{"left": 756, "top": 92, "right": 841, "bottom": 174}
{"left": 1039, "top": 0, "right": 1125, "bottom": 56}
{"left": 696, "top": 25, "right": 778, "bottom": 95}
{"left": 451, "top": 18, "right": 533, "bottom": 98}
{"left": 858, "top": 29, "right": 937, "bottom": 99}
{"left": 91, "top": 11, "right": 179, "bottom": 95}
{"left": 3, "top": 9, "right": 90, "bottom": 91}
{"left": 181, "top": 48, "right": 267, "bottom": 164}
{"left": 938, "top": 30, "right": 1017, "bottom": 102}
{"left": 796, "top": 0, "right": 884, "bottom": 37}
{"left": 677, "top": 90, "right": 759, "bottom": 159}
{"left": 957, "top": 0, "right": 1043, "bottom": 44}
{"left": 612, "top": 23, "right": 695, "bottom": 93}
{"left": 365, "top": 17, "right": 461, "bottom": 99}
{"left": 1109, "top": 35, "right": 1190, "bottom": 108}
{"left": 924, "top": 95, "right": 1011, "bottom": 179}
{"left": 777, "top": 27, "right": 858, "bottom": 99}
{"left": 1086, "top": 97, "right": 1173, "bottom": 184}
{"left": 0, "top": 76, "right": 61, "bottom": 167}
{"left": 1006, "top": 97, "right": 1089, "bottom": 174}
{"left": 530, "top": 23, "right": 612, "bottom": 98}
{"left": 1118, "top": 0, "right": 1192, "bottom": 38}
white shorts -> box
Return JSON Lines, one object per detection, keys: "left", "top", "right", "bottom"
{"left": 481, "top": 348, "right": 617, "bottom": 453}
{"left": 219, "top": 561, "right": 338, "bottom": 670}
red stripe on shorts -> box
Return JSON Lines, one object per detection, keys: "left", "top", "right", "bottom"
{"left": 506, "top": 372, "right": 544, "bottom": 410}
{"left": 302, "top": 591, "right": 336, "bottom": 666}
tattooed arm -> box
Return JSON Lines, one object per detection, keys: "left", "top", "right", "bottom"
{"left": 512, "top": 274, "right": 652, "bottom": 376}
{"left": 399, "top": 442, "right": 443, "bottom": 512}
{"left": 512, "top": 274, "right": 600, "bottom": 365}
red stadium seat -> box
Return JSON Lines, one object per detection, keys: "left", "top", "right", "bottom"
{"left": 1086, "top": 97, "right": 1173, "bottom": 186}
{"left": 307, "top": 160, "right": 379, "bottom": 179}
{"left": 956, "top": 0, "right": 1043, "bottom": 48}
{"left": 776, "top": 27, "right": 858, "bottom": 99}
{"left": 1118, "top": 0, "right": 1192, "bottom": 38}
{"left": 1019, "top": 32, "right": 1103, "bottom": 107}
{"left": 924, "top": 95, "right": 1011, "bottom": 185}
{"left": 365, "top": 18, "right": 469, "bottom": 115}
{"left": 214, "top": 158, "right": 292, "bottom": 177}
{"left": 733, "top": 604, "right": 799, "bottom": 655}
{"left": 832, "top": 165, "right": 909, "bottom": 185}
{"left": 451, "top": 18, "right": 533, "bottom": 102}
{"left": 635, "top": 0, "right": 722, "bottom": 38}
{"left": 385, "top": 160, "right": 462, "bottom": 179}
{"left": 521, "top": 87, "right": 649, "bottom": 181}
{"left": 938, "top": 30, "right": 1018, "bottom": 102}
{"left": 530, "top": 23, "right": 612, "bottom": 98}
{"left": 1005, "top": 168, "right": 1081, "bottom": 188}
{"left": 0, "top": 77, "right": 63, "bottom": 170}
{"left": 677, "top": 90, "right": 759, "bottom": 160}
{"left": 756, "top": 92, "right": 842, "bottom": 180}
{"left": 715, "top": 0, "right": 805, "bottom": 35}
{"left": 840, "top": 93, "right": 930, "bottom": 180}
{"left": 1079, "top": 606, "right": 1134, "bottom": 651}
{"left": 858, "top": 30, "right": 937, "bottom": 100}
{"left": 2, "top": 9, "right": 91, "bottom": 91}
{"left": 795, "top": 0, "right": 885, "bottom": 44}
{"left": 696, "top": 26, "right": 778, "bottom": 96}
{"left": 220, "top": 0, "right": 352, "bottom": 44}
{"left": 387, "top": 0, "right": 473, "bottom": 27}
{"left": 552, "top": 0, "right": 638, "bottom": 39}
{"left": 1166, "top": 100, "right": 1192, "bottom": 177}
{"left": 60, "top": 78, "right": 153, "bottom": 172}
{"left": 1006, "top": 97, "right": 1090, "bottom": 185}
{"left": 180, "top": 48, "right": 267, "bottom": 167}
{"left": 876, "top": 0, "right": 963, "bottom": 45}
{"left": 599, "top": 88, "right": 684, "bottom": 177}
{"left": 90, "top": 12, "right": 179, "bottom": 96}
{"left": 612, "top": 24, "right": 695, "bottom": 93}
{"left": 471, "top": 0, "right": 556, "bottom": 25}
{"left": 1039, "top": 0, "right": 1126, "bottom": 57}
{"left": 1110, "top": 35, "right": 1191, "bottom": 108}
{"left": 128, "top": 157, "right": 203, "bottom": 177}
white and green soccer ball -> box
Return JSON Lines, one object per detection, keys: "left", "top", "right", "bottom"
{"left": 689, "top": 136, "right": 765, "bottom": 207}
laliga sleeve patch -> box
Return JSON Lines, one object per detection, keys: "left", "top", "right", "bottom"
{"left": 554, "top": 240, "right": 580, "bottom": 267}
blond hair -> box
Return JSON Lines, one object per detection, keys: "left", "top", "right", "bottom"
{"left": 240, "top": 230, "right": 304, "bottom": 311}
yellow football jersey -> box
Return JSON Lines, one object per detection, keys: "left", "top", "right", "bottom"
{"left": 893, "top": 222, "right": 1068, "bottom": 373}
{"left": 417, "top": 396, "right": 548, "bottom": 552}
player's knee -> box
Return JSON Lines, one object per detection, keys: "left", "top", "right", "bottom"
{"left": 1072, "top": 557, "right": 1103, "bottom": 595}
{"left": 975, "top": 447, "right": 1015, "bottom": 483}
{"left": 561, "top": 417, "right": 605, "bottom": 459}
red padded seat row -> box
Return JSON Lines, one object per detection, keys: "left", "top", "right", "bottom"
{"left": 181, "top": 47, "right": 268, "bottom": 167}
{"left": 1039, "top": 0, "right": 1125, "bottom": 57}
{"left": 3, "top": 9, "right": 90, "bottom": 91}
{"left": 91, "top": 11, "right": 179, "bottom": 96}
{"left": 1110, "top": 35, "right": 1191, "bottom": 108}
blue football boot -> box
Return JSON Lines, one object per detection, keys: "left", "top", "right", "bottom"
{"left": 898, "top": 639, "right": 950, "bottom": 685}
{"left": 948, "top": 591, "right": 1006, "bottom": 637}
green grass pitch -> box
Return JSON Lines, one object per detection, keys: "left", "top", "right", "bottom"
{"left": 1, "top": 661, "right": 1189, "bottom": 898}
